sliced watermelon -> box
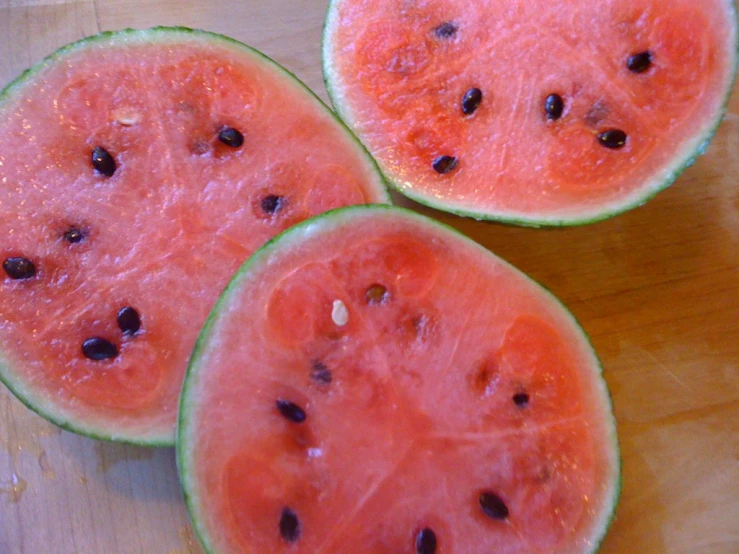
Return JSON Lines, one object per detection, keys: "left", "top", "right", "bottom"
{"left": 0, "top": 28, "right": 389, "bottom": 445}
{"left": 178, "top": 206, "right": 620, "bottom": 554}
{"left": 323, "top": 0, "right": 738, "bottom": 225}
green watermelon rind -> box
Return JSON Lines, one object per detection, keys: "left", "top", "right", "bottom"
{"left": 0, "top": 27, "right": 391, "bottom": 447}
{"left": 177, "top": 204, "right": 621, "bottom": 554}
{"left": 321, "top": 0, "right": 738, "bottom": 227}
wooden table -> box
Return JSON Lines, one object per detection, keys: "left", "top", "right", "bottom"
{"left": 0, "top": 1, "right": 737, "bottom": 552}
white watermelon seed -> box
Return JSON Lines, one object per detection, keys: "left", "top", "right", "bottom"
{"left": 112, "top": 108, "right": 141, "bottom": 126}
{"left": 332, "top": 299, "right": 349, "bottom": 326}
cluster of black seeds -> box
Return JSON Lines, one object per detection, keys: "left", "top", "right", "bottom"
{"left": 3, "top": 227, "right": 142, "bottom": 362}
{"left": 273, "top": 496, "right": 510, "bottom": 547}
{"left": 2, "top": 122, "right": 267, "bottom": 364}
{"left": 265, "top": 279, "right": 525, "bottom": 547}
{"left": 427, "top": 20, "right": 656, "bottom": 171}
{"left": 536, "top": 48, "right": 653, "bottom": 143}
{"left": 81, "top": 306, "right": 141, "bottom": 361}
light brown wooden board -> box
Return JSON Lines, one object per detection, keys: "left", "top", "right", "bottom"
{"left": 0, "top": 1, "right": 737, "bottom": 553}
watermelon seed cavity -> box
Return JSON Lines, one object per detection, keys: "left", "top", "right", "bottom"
{"left": 432, "top": 155, "right": 458, "bottom": 174}
{"left": 82, "top": 337, "right": 118, "bottom": 361}
{"left": 365, "top": 284, "right": 389, "bottom": 305}
{"left": 627, "top": 51, "right": 653, "bottom": 73}
{"left": 63, "top": 228, "right": 84, "bottom": 244}
{"left": 260, "top": 194, "right": 284, "bottom": 214}
{"left": 311, "top": 361, "right": 332, "bottom": 384}
{"left": 433, "top": 22, "right": 457, "bottom": 39}
{"left": 117, "top": 307, "right": 141, "bottom": 336}
{"left": 479, "top": 492, "right": 509, "bottom": 520}
{"left": 279, "top": 507, "right": 300, "bottom": 542}
{"left": 597, "top": 129, "right": 628, "bottom": 149}
{"left": 276, "top": 399, "right": 307, "bottom": 423}
{"left": 217, "top": 126, "right": 244, "bottom": 148}
{"left": 462, "top": 88, "right": 483, "bottom": 115}
{"left": 584, "top": 101, "right": 609, "bottom": 127}
{"left": 91, "top": 146, "right": 116, "bottom": 177}
{"left": 415, "top": 527, "right": 438, "bottom": 554}
{"left": 189, "top": 138, "right": 212, "bottom": 156}
{"left": 545, "top": 94, "right": 564, "bottom": 121}
{"left": 3, "top": 257, "right": 36, "bottom": 280}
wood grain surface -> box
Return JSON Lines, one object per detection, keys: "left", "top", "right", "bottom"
{"left": 0, "top": 1, "right": 737, "bottom": 553}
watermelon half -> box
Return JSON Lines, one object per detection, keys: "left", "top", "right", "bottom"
{"left": 0, "top": 28, "right": 389, "bottom": 445}
{"left": 178, "top": 206, "right": 620, "bottom": 554}
{"left": 323, "top": 0, "right": 738, "bottom": 225}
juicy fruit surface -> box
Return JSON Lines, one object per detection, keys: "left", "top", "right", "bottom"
{"left": 0, "top": 30, "right": 387, "bottom": 443}
{"left": 324, "top": 0, "right": 737, "bottom": 222}
{"left": 180, "top": 207, "right": 619, "bottom": 554}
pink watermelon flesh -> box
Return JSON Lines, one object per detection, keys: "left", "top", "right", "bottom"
{"left": 0, "top": 28, "right": 388, "bottom": 445}
{"left": 323, "top": 0, "right": 737, "bottom": 224}
{"left": 178, "top": 206, "right": 620, "bottom": 554}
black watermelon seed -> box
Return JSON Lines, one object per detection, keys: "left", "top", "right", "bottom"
{"left": 545, "top": 94, "right": 564, "bottom": 121}
{"left": 117, "top": 307, "right": 141, "bottom": 336}
{"left": 261, "top": 195, "right": 285, "bottom": 214}
{"left": 627, "top": 51, "right": 653, "bottom": 73}
{"left": 597, "top": 129, "right": 628, "bottom": 149}
{"left": 82, "top": 337, "right": 118, "bottom": 361}
{"left": 91, "top": 146, "right": 116, "bottom": 177}
{"left": 513, "top": 392, "right": 530, "bottom": 407}
{"left": 462, "top": 88, "right": 483, "bottom": 115}
{"left": 479, "top": 492, "right": 509, "bottom": 520}
{"left": 311, "top": 361, "right": 332, "bottom": 384}
{"left": 433, "top": 22, "right": 457, "bottom": 39}
{"left": 217, "top": 126, "right": 244, "bottom": 148}
{"left": 279, "top": 507, "right": 300, "bottom": 542}
{"left": 416, "top": 527, "right": 438, "bottom": 554}
{"left": 63, "top": 228, "right": 84, "bottom": 244}
{"left": 3, "top": 257, "right": 36, "bottom": 280}
{"left": 432, "top": 155, "right": 458, "bottom": 174}
{"left": 366, "top": 284, "right": 389, "bottom": 305}
{"left": 276, "top": 399, "right": 306, "bottom": 423}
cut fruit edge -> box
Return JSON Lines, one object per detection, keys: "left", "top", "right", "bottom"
{"left": 177, "top": 204, "right": 621, "bottom": 554}
{"left": 0, "top": 27, "right": 390, "bottom": 446}
{"left": 321, "top": 0, "right": 739, "bottom": 226}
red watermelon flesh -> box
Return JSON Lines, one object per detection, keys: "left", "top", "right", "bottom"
{"left": 0, "top": 28, "right": 388, "bottom": 445}
{"left": 323, "top": 0, "right": 737, "bottom": 224}
{"left": 178, "top": 206, "right": 620, "bottom": 554}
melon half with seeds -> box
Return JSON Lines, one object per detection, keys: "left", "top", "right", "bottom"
{"left": 178, "top": 206, "right": 620, "bottom": 554}
{"left": 323, "top": 0, "right": 738, "bottom": 225}
{"left": 0, "top": 28, "right": 389, "bottom": 445}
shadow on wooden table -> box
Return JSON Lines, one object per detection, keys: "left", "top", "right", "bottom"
{"left": 65, "top": 437, "right": 182, "bottom": 502}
